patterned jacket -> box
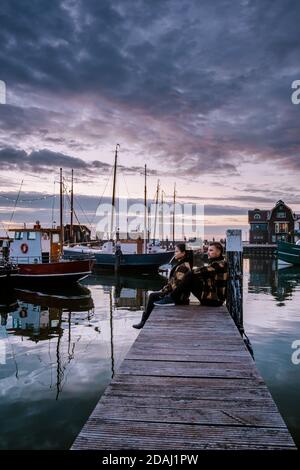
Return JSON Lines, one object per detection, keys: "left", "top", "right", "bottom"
{"left": 193, "top": 256, "right": 228, "bottom": 306}
{"left": 161, "top": 256, "right": 192, "bottom": 301}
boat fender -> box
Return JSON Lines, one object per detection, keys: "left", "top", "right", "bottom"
{"left": 20, "top": 243, "right": 29, "bottom": 254}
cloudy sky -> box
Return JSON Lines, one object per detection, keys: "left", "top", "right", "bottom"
{"left": 0, "top": 0, "right": 299, "bottom": 239}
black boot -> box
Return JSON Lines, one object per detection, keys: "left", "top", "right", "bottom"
{"left": 132, "top": 311, "right": 149, "bottom": 329}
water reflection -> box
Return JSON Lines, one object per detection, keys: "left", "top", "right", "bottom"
{"left": 1, "top": 266, "right": 300, "bottom": 449}
{"left": 244, "top": 259, "right": 300, "bottom": 448}
{"left": 247, "top": 258, "right": 300, "bottom": 304}
{"left": 0, "top": 273, "right": 166, "bottom": 450}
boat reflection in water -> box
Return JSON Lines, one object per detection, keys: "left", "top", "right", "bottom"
{"left": 83, "top": 273, "right": 166, "bottom": 311}
{"left": 0, "top": 272, "right": 167, "bottom": 450}
{"left": 1, "top": 284, "right": 94, "bottom": 399}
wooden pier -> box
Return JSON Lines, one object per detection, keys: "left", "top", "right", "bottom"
{"left": 71, "top": 304, "right": 296, "bottom": 450}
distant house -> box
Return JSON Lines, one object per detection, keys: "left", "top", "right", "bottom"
{"left": 248, "top": 209, "right": 269, "bottom": 244}
{"left": 248, "top": 200, "right": 295, "bottom": 244}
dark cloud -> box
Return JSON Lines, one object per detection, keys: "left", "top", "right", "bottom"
{"left": 0, "top": 146, "right": 157, "bottom": 176}
{"left": 0, "top": 0, "right": 299, "bottom": 184}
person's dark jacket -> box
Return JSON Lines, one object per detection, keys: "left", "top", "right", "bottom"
{"left": 192, "top": 255, "right": 228, "bottom": 306}
{"left": 161, "top": 256, "right": 192, "bottom": 303}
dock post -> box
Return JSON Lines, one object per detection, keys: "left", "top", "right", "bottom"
{"left": 226, "top": 229, "right": 243, "bottom": 334}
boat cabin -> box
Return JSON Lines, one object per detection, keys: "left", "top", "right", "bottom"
{"left": 9, "top": 221, "right": 61, "bottom": 264}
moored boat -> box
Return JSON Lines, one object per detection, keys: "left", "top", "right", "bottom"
{"left": 94, "top": 250, "right": 174, "bottom": 272}
{"left": 8, "top": 222, "right": 93, "bottom": 286}
{"left": 277, "top": 240, "right": 300, "bottom": 266}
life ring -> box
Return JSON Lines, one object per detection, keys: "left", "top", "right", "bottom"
{"left": 20, "top": 243, "right": 29, "bottom": 254}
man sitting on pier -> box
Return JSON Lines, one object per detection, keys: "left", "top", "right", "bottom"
{"left": 191, "top": 242, "right": 228, "bottom": 307}
{"left": 132, "top": 243, "right": 192, "bottom": 329}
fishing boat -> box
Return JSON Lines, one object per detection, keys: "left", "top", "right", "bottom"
{"left": 7, "top": 169, "right": 93, "bottom": 286}
{"left": 277, "top": 240, "right": 300, "bottom": 266}
{"left": 8, "top": 223, "right": 93, "bottom": 286}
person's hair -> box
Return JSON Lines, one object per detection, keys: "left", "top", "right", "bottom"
{"left": 175, "top": 243, "right": 186, "bottom": 253}
{"left": 209, "top": 241, "right": 223, "bottom": 255}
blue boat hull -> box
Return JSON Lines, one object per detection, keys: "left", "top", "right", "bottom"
{"left": 94, "top": 251, "right": 174, "bottom": 271}
{"left": 277, "top": 241, "right": 300, "bottom": 266}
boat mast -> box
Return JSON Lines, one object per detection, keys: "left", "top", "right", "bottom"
{"left": 60, "top": 168, "right": 64, "bottom": 254}
{"left": 153, "top": 179, "right": 160, "bottom": 243}
{"left": 70, "top": 169, "right": 74, "bottom": 244}
{"left": 144, "top": 164, "right": 147, "bottom": 254}
{"left": 110, "top": 144, "right": 119, "bottom": 239}
{"left": 172, "top": 183, "right": 176, "bottom": 246}
{"left": 160, "top": 189, "right": 164, "bottom": 244}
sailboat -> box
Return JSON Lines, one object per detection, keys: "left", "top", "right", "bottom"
{"left": 64, "top": 145, "right": 174, "bottom": 271}
{"left": 94, "top": 145, "right": 173, "bottom": 271}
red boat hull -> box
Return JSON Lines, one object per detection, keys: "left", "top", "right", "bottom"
{"left": 14, "top": 259, "right": 93, "bottom": 286}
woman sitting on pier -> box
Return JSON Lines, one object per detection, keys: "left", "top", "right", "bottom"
{"left": 132, "top": 243, "right": 192, "bottom": 329}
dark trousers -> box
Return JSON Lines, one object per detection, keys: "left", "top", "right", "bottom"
{"left": 144, "top": 285, "right": 190, "bottom": 319}
{"left": 144, "top": 291, "right": 164, "bottom": 317}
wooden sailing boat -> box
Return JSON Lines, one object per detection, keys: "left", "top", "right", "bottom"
{"left": 8, "top": 169, "right": 93, "bottom": 286}
{"left": 93, "top": 145, "right": 174, "bottom": 271}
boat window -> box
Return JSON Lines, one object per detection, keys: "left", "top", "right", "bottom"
{"left": 27, "top": 232, "right": 37, "bottom": 240}
{"left": 15, "top": 232, "right": 24, "bottom": 240}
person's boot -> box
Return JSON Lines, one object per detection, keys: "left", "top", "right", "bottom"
{"left": 132, "top": 311, "right": 149, "bottom": 329}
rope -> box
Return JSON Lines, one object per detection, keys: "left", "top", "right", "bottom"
{"left": 8, "top": 179, "right": 23, "bottom": 227}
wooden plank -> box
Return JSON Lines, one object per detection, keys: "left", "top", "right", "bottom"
{"left": 118, "top": 359, "right": 260, "bottom": 379}
{"left": 93, "top": 403, "right": 287, "bottom": 428}
{"left": 100, "top": 394, "right": 281, "bottom": 412}
{"left": 71, "top": 305, "right": 297, "bottom": 450}
{"left": 73, "top": 420, "right": 295, "bottom": 450}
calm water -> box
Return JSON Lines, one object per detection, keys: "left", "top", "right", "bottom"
{"left": 0, "top": 260, "right": 300, "bottom": 449}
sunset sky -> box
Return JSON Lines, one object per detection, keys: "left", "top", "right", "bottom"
{"left": 0, "top": 0, "right": 299, "bottom": 239}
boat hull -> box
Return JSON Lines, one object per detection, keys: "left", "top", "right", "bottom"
{"left": 13, "top": 259, "right": 93, "bottom": 286}
{"left": 277, "top": 241, "right": 300, "bottom": 266}
{"left": 0, "top": 266, "right": 19, "bottom": 289}
{"left": 94, "top": 251, "right": 174, "bottom": 272}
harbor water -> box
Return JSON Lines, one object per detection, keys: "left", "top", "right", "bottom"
{"left": 0, "top": 259, "right": 300, "bottom": 449}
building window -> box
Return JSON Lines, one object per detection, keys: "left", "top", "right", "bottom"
{"left": 275, "top": 223, "right": 289, "bottom": 233}
{"left": 251, "top": 223, "right": 267, "bottom": 231}
{"left": 276, "top": 212, "right": 286, "bottom": 218}
{"left": 254, "top": 214, "right": 261, "bottom": 220}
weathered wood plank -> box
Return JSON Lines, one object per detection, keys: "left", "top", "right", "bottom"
{"left": 118, "top": 359, "right": 260, "bottom": 379}
{"left": 71, "top": 305, "right": 296, "bottom": 450}
{"left": 73, "top": 419, "right": 295, "bottom": 450}
{"left": 92, "top": 403, "right": 287, "bottom": 428}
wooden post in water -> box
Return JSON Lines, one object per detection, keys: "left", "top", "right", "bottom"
{"left": 226, "top": 229, "right": 243, "bottom": 334}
